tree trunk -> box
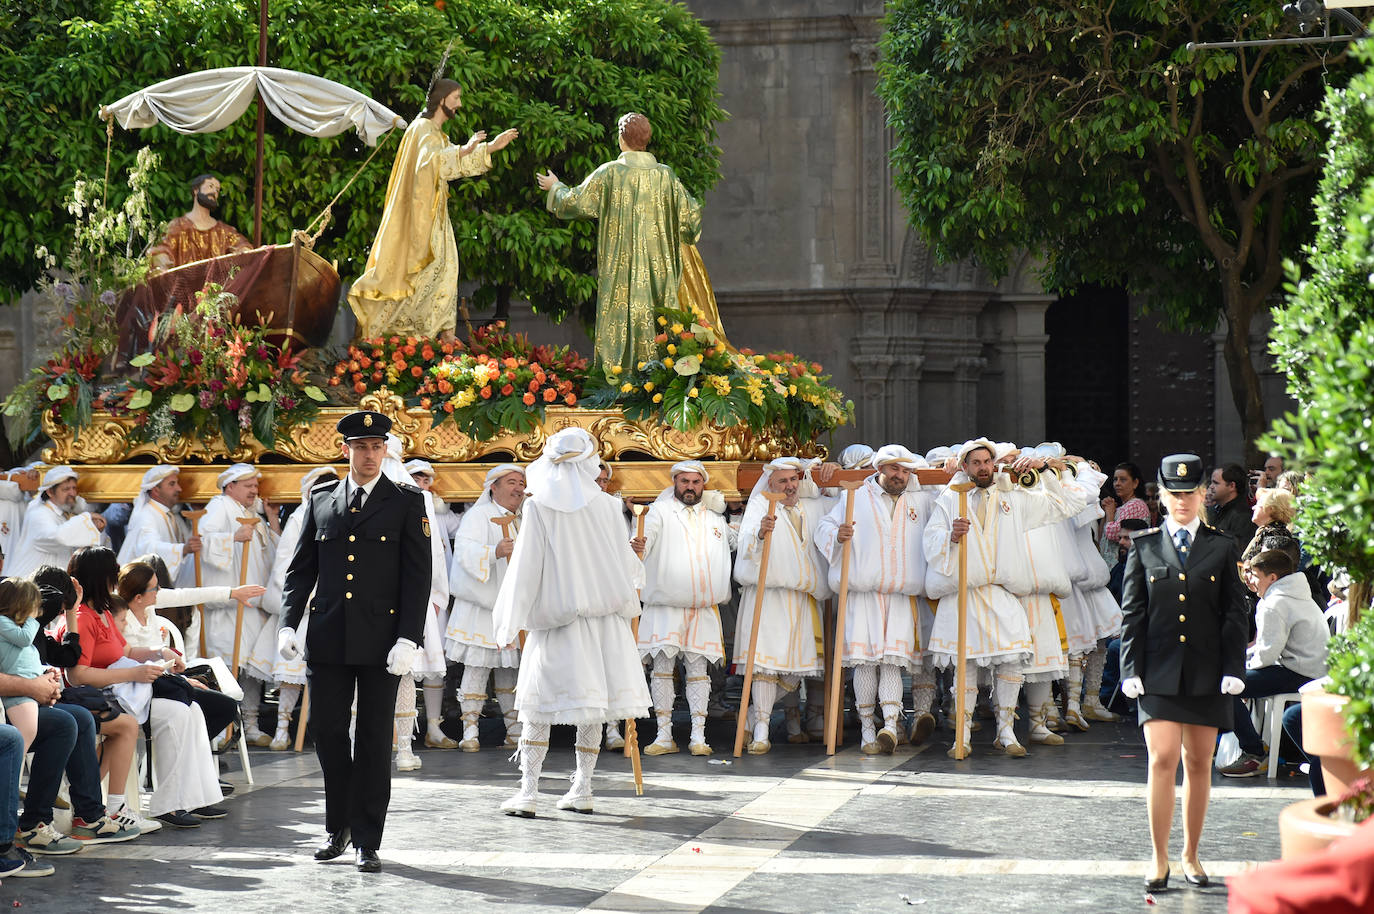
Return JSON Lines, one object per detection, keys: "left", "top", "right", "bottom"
{"left": 1349, "top": 580, "right": 1369, "bottom": 629}
{"left": 1219, "top": 273, "right": 1268, "bottom": 468}
{"left": 493, "top": 284, "right": 512, "bottom": 326}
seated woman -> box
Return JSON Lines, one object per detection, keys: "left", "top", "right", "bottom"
{"left": 64, "top": 547, "right": 226, "bottom": 830}
{"left": 115, "top": 560, "right": 253, "bottom": 745}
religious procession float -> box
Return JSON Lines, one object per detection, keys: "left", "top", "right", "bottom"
{"left": 3, "top": 66, "right": 853, "bottom": 503}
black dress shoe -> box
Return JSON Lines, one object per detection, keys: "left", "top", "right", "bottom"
{"left": 313, "top": 829, "right": 351, "bottom": 862}
{"left": 1183, "top": 868, "right": 1209, "bottom": 887}
{"left": 355, "top": 847, "right": 381, "bottom": 873}
{"left": 1144, "top": 868, "right": 1170, "bottom": 892}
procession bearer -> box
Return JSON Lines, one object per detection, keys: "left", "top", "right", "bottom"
{"left": 632, "top": 460, "right": 736, "bottom": 757}
{"left": 278, "top": 410, "right": 430, "bottom": 873}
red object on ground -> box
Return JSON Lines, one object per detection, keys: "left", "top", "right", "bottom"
{"left": 1228, "top": 817, "right": 1374, "bottom": 913}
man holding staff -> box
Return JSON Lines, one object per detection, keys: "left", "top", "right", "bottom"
{"left": 445, "top": 464, "right": 526, "bottom": 752}
{"left": 631, "top": 460, "right": 735, "bottom": 757}
{"left": 924, "top": 439, "right": 1086, "bottom": 758}
{"left": 116, "top": 466, "right": 201, "bottom": 581}
{"left": 492, "top": 429, "right": 648, "bottom": 817}
{"left": 816, "top": 445, "right": 932, "bottom": 754}
{"left": 732, "top": 457, "right": 836, "bottom": 755}
{"left": 200, "top": 463, "right": 280, "bottom": 746}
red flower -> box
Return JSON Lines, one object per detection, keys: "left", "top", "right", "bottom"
{"left": 480, "top": 386, "right": 492, "bottom": 399}
{"left": 372, "top": 370, "right": 383, "bottom": 382}
{"left": 353, "top": 381, "right": 367, "bottom": 394}
{"left": 500, "top": 383, "right": 514, "bottom": 396}
{"left": 522, "top": 392, "right": 536, "bottom": 406}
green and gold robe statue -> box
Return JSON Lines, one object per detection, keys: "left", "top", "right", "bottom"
{"left": 546, "top": 151, "right": 703, "bottom": 377}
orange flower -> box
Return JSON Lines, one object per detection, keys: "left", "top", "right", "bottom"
{"left": 359, "top": 356, "right": 372, "bottom": 369}
{"left": 334, "top": 363, "right": 347, "bottom": 376}
{"left": 500, "top": 383, "right": 514, "bottom": 396}
{"left": 329, "top": 377, "right": 340, "bottom": 386}
{"left": 348, "top": 360, "right": 360, "bottom": 372}
{"left": 372, "top": 370, "right": 383, "bottom": 382}
{"left": 680, "top": 331, "right": 693, "bottom": 340}
{"left": 522, "top": 392, "right": 536, "bottom": 406}
{"left": 480, "top": 386, "right": 492, "bottom": 399}
{"left": 421, "top": 346, "right": 435, "bottom": 360}
{"left": 420, "top": 397, "right": 432, "bottom": 409}
{"left": 443, "top": 401, "right": 455, "bottom": 413}
{"left": 389, "top": 336, "right": 400, "bottom": 345}
{"left": 438, "top": 379, "right": 453, "bottom": 394}
{"left": 654, "top": 333, "right": 668, "bottom": 344}
{"left": 535, "top": 371, "right": 547, "bottom": 385}
{"left": 477, "top": 354, "right": 489, "bottom": 363}
{"left": 563, "top": 393, "right": 577, "bottom": 406}
{"left": 543, "top": 387, "right": 557, "bottom": 403}
{"left": 406, "top": 336, "right": 418, "bottom": 346}
{"left": 372, "top": 348, "right": 383, "bottom": 358}
{"left": 403, "top": 345, "right": 416, "bottom": 357}
{"left": 411, "top": 365, "right": 423, "bottom": 378}
{"left": 353, "top": 381, "right": 367, "bottom": 394}
{"left": 504, "top": 370, "right": 515, "bottom": 381}
{"left": 503, "top": 357, "right": 517, "bottom": 369}
{"left": 527, "top": 379, "right": 539, "bottom": 393}
{"left": 440, "top": 342, "right": 454, "bottom": 355}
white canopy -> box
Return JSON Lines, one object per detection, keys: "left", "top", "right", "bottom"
{"left": 100, "top": 67, "right": 404, "bottom": 146}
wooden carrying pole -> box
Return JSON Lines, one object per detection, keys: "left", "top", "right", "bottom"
{"left": 825, "top": 478, "right": 867, "bottom": 755}
{"left": 183, "top": 509, "right": 209, "bottom": 658}
{"left": 230, "top": 516, "right": 261, "bottom": 678}
{"left": 294, "top": 682, "right": 310, "bottom": 752}
{"left": 623, "top": 503, "right": 650, "bottom": 795}
{"left": 733, "top": 492, "right": 787, "bottom": 758}
{"left": 950, "top": 482, "right": 976, "bottom": 760}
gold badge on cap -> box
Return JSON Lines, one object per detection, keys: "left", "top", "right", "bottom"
{"left": 1176, "top": 463, "right": 1187, "bottom": 477}
{"left": 364, "top": 414, "right": 373, "bottom": 427}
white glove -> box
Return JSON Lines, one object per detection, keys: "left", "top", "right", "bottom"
{"left": 1220, "top": 676, "right": 1246, "bottom": 696}
{"left": 1120, "top": 676, "right": 1144, "bottom": 699}
{"left": 277, "top": 628, "right": 301, "bottom": 661}
{"left": 385, "top": 638, "right": 418, "bottom": 677}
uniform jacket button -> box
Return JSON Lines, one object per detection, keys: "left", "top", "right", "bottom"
{"left": 1178, "top": 573, "right": 1185, "bottom": 581}
{"left": 349, "top": 534, "right": 356, "bottom": 542}
{"left": 1178, "top": 614, "right": 1186, "bottom": 622}
{"left": 346, "top": 573, "right": 353, "bottom": 581}
{"left": 1178, "top": 594, "right": 1186, "bottom": 602}
{"left": 345, "top": 592, "right": 353, "bottom": 599}
{"left": 348, "top": 554, "right": 355, "bottom": 562}
{"left": 380, "top": 535, "right": 387, "bottom": 542}
{"left": 1178, "top": 634, "right": 1186, "bottom": 643}
{"left": 389, "top": 609, "right": 395, "bottom": 615}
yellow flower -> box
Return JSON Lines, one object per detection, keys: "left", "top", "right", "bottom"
{"left": 652, "top": 392, "right": 663, "bottom": 403}
{"left": 657, "top": 316, "right": 668, "bottom": 326}
{"left": 611, "top": 365, "right": 623, "bottom": 375}
{"left": 788, "top": 384, "right": 797, "bottom": 396}
{"left": 663, "top": 357, "right": 674, "bottom": 368}
{"left": 753, "top": 354, "right": 765, "bottom": 365}
{"left": 637, "top": 361, "right": 647, "bottom": 371}
{"left": 670, "top": 322, "right": 684, "bottom": 334}
{"left": 667, "top": 343, "right": 677, "bottom": 355}
{"left": 688, "top": 387, "right": 699, "bottom": 398}
{"left": 644, "top": 381, "right": 655, "bottom": 392}
{"left": 620, "top": 382, "right": 634, "bottom": 393}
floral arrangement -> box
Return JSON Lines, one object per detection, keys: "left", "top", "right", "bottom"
{"left": 2, "top": 149, "right": 160, "bottom": 448}
{"left": 1332, "top": 777, "right": 1374, "bottom": 824}
{"left": 98, "top": 286, "right": 326, "bottom": 450}
{"left": 329, "top": 335, "right": 459, "bottom": 400}
{"left": 580, "top": 304, "right": 853, "bottom": 441}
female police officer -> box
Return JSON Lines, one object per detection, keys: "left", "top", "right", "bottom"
{"left": 1119, "top": 454, "right": 1247, "bottom": 892}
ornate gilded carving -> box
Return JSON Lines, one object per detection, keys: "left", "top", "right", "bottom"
{"left": 42, "top": 388, "right": 826, "bottom": 467}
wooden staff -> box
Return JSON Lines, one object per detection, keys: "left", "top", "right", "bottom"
{"left": 489, "top": 515, "right": 524, "bottom": 649}
{"left": 183, "top": 508, "right": 208, "bottom": 658}
{"left": 950, "top": 481, "right": 976, "bottom": 760}
{"left": 733, "top": 491, "right": 787, "bottom": 758}
{"left": 294, "top": 685, "right": 310, "bottom": 753}
{"left": 230, "top": 516, "right": 261, "bottom": 679}
{"left": 825, "top": 478, "right": 866, "bottom": 756}
{"left": 623, "top": 502, "right": 648, "bottom": 795}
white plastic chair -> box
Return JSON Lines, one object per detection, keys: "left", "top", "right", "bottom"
{"left": 1250, "top": 692, "right": 1304, "bottom": 779}
{"left": 155, "top": 617, "right": 253, "bottom": 786}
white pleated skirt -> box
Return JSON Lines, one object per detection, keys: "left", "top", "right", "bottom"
{"left": 515, "top": 614, "right": 651, "bottom": 725}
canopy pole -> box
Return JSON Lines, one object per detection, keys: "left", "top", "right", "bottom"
{"left": 253, "top": 0, "right": 268, "bottom": 246}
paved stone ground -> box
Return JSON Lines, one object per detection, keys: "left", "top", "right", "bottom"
{"left": 2, "top": 712, "right": 1305, "bottom": 913}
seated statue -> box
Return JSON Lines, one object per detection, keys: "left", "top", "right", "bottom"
{"left": 148, "top": 174, "right": 253, "bottom": 274}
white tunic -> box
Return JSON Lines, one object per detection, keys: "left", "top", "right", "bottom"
{"left": 1062, "top": 466, "right": 1123, "bottom": 647}
{"left": 815, "top": 477, "right": 932, "bottom": 670}
{"left": 732, "top": 497, "right": 832, "bottom": 676}
{"left": 445, "top": 499, "right": 521, "bottom": 668}
{"left": 491, "top": 492, "right": 649, "bottom": 725}
{"left": 923, "top": 473, "right": 1085, "bottom": 668}
{"left": 198, "top": 494, "right": 277, "bottom": 670}
{"left": 117, "top": 500, "right": 192, "bottom": 582}
{"left": 412, "top": 488, "right": 452, "bottom": 678}
{"left": 637, "top": 497, "right": 736, "bottom": 664}
{"left": 1016, "top": 519, "right": 1073, "bottom": 682}
{"left": 7, "top": 498, "right": 108, "bottom": 578}
{"left": 247, "top": 506, "right": 310, "bottom": 684}
{"left": 0, "top": 481, "right": 27, "bottom": 559}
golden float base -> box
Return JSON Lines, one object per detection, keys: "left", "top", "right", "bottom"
{"left": 43, "top": 388, "right": 825, "bottom": 501}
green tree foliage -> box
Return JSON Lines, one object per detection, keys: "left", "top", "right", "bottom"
{"left": 0, "top": 0, "right": 724, "bottom": 325}
{"left": 1265, "top": 45, "right": 1374, "bottom": 601}
{"left": 877, "top": 1, "right": 1364, "bottom": 460}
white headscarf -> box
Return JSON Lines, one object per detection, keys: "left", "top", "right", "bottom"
{"left": 37, "top": 465, "right": 77, "bottom": 494}
{"left": 872, "top": 444, "right": 924, "bottom": 469}
{"left": 739, "top": 456, "right": 815, "bottom": 543}
{"left": 477, "top": 464, "right": 525, "bottom": 508}
{"left": 838, "top": 444, "right": 874, "bottom": 470}
{"left": 525, "top": 428, "right": 601, "bottom": 513}
{"left": 653, "top": 461, "right": 724, "bottom": 512}
{"left": 216, "top": 463, "right": 259, "bottom": 489}
{"left": 133, "top": 465, "right": 179, "bottom": 512}
{"left": 403, "top": 458, "right": 435, "bottom": 479}
{"left": 297, "top": 467, "right": 338, "bottom": 502}
{"left": 379, "top": 433, "right": 408, "bottom": 485}
{"left": 670, "top": 460, "right": 710, "bottom": 484}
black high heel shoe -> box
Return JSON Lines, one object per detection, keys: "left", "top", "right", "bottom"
{"left": 1144, "top": 867, "right": 1170, "bottom": 892}
{"left": 1182, "top": 863, "right": 1209, "bottom": 887}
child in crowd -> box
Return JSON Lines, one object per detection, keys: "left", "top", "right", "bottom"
{"left": 0, "top": 579, "right": 49, "bottom": 748}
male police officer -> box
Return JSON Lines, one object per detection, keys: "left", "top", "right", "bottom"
{"left": 278, "top": 411, "right": 431, "bottom": 873}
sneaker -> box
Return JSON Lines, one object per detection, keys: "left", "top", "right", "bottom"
{"left": 218, "top": 780, "right": 236, "bottom": 796}
{"left": 156, "top": 810, "right": 201, "bottom": 829}
{"left": 110, "top": 806, "right": 160, "bottom": 834}
{"left": 0, "top": 846, "right": 27, "bottom": 876}
{"left": 15, "top": 822, "right": 83, "bottom": 855}
{"left": 192, "top": 805, "right": 229, "bottom": 819}
{"left": 70, "top": 814, "right": 140, "bottom": 844}
{"left": 1220, "top": 752, "right": 1264, "bottom": 778}
{"left": 9, "top": 848, "right": 54, "bottom": 877}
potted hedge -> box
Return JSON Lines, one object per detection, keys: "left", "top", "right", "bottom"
{"left": 1279, "top": 611, "right": 1374, "bottom": 858}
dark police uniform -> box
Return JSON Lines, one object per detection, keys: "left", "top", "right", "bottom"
{"left": 1119, "top": 454, "right": 1248, "bottom": 730}
{"left": 281, "top": 411, "right": 430, "bottom": 857}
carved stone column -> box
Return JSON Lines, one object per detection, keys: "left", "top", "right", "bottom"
{"left": 1003, "top": 295, "right": 1054, "bottom": 445}
{"left": 849, "top": 36, "right": 896, "bottom": 284}
{"left": 953, "top": 355, "right": 988, "bottom": 433}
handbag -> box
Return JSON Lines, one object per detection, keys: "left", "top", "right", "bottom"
{"left": 58, "top": 684, "right": 123, "bottom": 724}
{"left": 151, "top": 673, "right": 196, "bottom": 705}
